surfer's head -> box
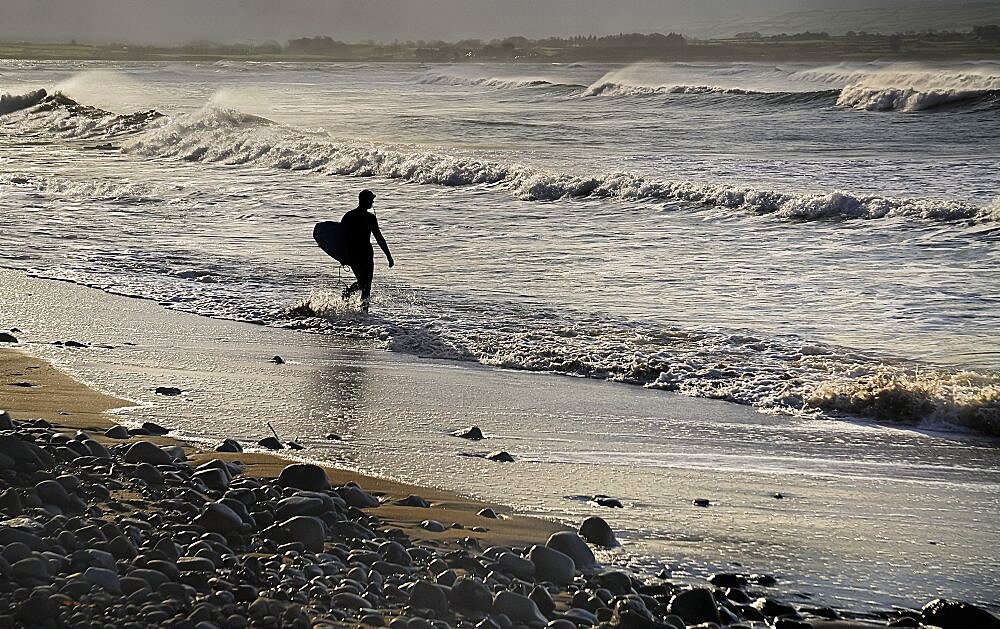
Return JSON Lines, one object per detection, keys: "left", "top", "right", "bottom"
{"left": 359, "top": 189, "right": 375, "bottom": 209}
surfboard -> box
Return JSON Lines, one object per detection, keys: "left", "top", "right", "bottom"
{"left": 313, "top": 221, "right": 350, "bottom": 265}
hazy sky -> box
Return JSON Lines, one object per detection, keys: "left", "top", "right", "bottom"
{"left": 1, "top": 0, "right": 995, "bottom": 44}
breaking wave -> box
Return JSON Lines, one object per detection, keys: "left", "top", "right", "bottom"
{"left": 4, "top": 91, "right": 997, "bottom": 225}
{"left": 419, "top": 70, "right": 584, "bottom": 89}
{"left": 793, "top": 63, "right": 1000, "bottom": 111}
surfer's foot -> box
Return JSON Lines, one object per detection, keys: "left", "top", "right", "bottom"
{"left": 360, "top": 298, "right": 370, "bottom": 314}
{"left": 342, "top": 282, "right": 360, "bottom": 300}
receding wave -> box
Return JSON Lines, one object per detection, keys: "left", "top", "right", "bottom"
{"left": 282, "top": 293, "right": 1000, "bottom": 436}
{"left": 5, "top": 92, "right": 997, "bottom": 224}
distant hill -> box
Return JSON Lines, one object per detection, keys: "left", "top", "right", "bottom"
{"left": 684, "top": 1, "right": 1000, "bottom": 38}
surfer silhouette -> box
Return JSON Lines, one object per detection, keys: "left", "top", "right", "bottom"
{"left": 338, "top": 189, "right": 394, "bottom": 311}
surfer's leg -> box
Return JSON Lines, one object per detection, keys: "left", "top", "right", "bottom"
{"left": 356, "top": 257, "right": 374, "bottom": 306}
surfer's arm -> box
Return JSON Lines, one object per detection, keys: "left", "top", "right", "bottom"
{"left": 372, "top": 218, "right": 394, "bottom": 267}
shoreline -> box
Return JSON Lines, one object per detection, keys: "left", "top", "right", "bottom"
{"left": 2, "top": 267, "right": 999, "bottom": 627}
{"left": 0, "top": 346, "right": 566, "bottom": 550}
{"left": 3, "top": 350, "right": 984, "bottom": 629}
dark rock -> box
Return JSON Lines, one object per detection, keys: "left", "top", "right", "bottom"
{"left": 193, "top": 468, "right": 230, "bottom": 491}
{"left": 337, "top": 485, "right": 379, "bottom": 508}
{"left": 105, "top": 425, "right": 130, "bottom": 439}
{"left": 420, "top": 520, "right": 446, "bottom": 532}
{"left": 265, "top": 516, "right": 326, "bottom": 552}
{"left": 579, "top": 516, "right": 618, "bottom": 548}
{"left": 332, "top": 592, "right": 370, "bottom": 609}
{"left": 154, "top": 387, "right": 182, "bottom": 396}
{"left": 257, "top": 437, "right": 283, "bottom": 450}
{"left": 528, "top": 545, "right": 574, "bottom": 585}
{"left": 921, "top": 598, "right": 1000, "bottom": 629}
{"left": 270, "top": 355, "right": 285, "bottom": 364}
{"left": 84, "top": 566, "right": 122, "bottom": 592}
{"left": 545, "top": 531, "right": 596, "bottom": 571}
{"left": 477, "top": 508, "right": 500, "bottom": 519}
{"left": 410, "top": 580, "right": 449, "bottom": 614}
{"left": 194, "top": 501, "right": 245, "bottom": 533}
{"left": 486, "top": 451, "right": 514, "bottom": 463}
{"left": 0, "top": 332, "right": 18, "bottom": 343}
{"left": 396, "top": 494, "right": 430, "bottom": 508}
{"left": 214, "top": 438, "right": 242, "bottom": 453}
{"left": 124, "top": 441, "right": 173, "bottom": 465}
{"left": 11, "top": 557, "right": 49, "bottom": 584}
{"left": 286, "top": 441, "right": 304, "bottom": 450}
{"left": 692, "top": 498, "right": 711, "bottom": 507}
{"left": 529, "top": 586, "right": 556, "bottom": 617}
{"left": 754, "top": 597, "right": 797, "bottom": 617}
{"left": 451, "top": 426, "right": 484, "bottom": 440}
{"left": 449, "top": 577, "right": 493, "bottom": 612}
{"left": 498, "top": 552, "right": 536, "bottom": 580}
{"left": 325, "top": 433, "right": 342, "bottom": 440}
{"left": 142, "top": 421, "right": 171, "bottom": 435}
{"left": 708, "top": 573, "right": 748, "bottom": 588}
{"left": 0, "top": 409, "right": 14, "bottom": 430}
{"left": 591, "top": 571, "right": 634, "bottom": 596}
{"left": 493, "top": 591, "right": 548, "bottom": 625}
{"left": 667, "top": 588, "right": 721, "bottom": 625}
{"left": 133, "top": 462, "right": 164, "bottom": 485}
{"left": 277, "top": 463, "right": 330, "bottom": 492}
{"left": 590, "top": 495, "right": 623, "bottom": 508}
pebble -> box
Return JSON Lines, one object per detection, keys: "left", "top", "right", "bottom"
{"left": 154, "top": 386, "right": 182, "bottom": 396}
{"left": 277, "top": 463, "right": 330, "bottom": 492}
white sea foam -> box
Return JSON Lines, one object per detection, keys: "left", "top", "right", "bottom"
{"left": 0, "top": 173, "right": 163, "bottom": 202}
{"left": 5, "top": 94, "right": 994, "bottom": 224}
{"left": 113, "top": 105, "right": 996, "bottom": 224}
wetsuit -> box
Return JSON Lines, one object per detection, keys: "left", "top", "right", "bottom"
{"left": 340, "top": 207, "right": 389, "bottom": 301}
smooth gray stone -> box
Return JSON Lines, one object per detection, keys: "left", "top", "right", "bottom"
{"left": 528, "top": 545, "right": 575, "bottom": 585}
{"left": 337, "top": 485, "right": 380, "bottom": 508}
{"left": 83, "top": 566, "right": 122, "bottom": 593}
{"left": 591, "top": 571, "right": 634, "bottom": 596}
{"left": 498, "top": 552, "right": 536, "bottom": 580}
{"left": 420, "top": 520, "right": 447, "bottom": 533}
{"left": 409, "top": 580, "right": 449, "bottom": 614}
{"left": 493, "top": 591, "right": 547, "bottom": 625}
{"left": 177, "top": 556, "right": 217, "bottom": 572}
{"left": 266, "top": 516, "right": 326, "bottom": 552}
{"left": 449, "top": 577, "right": 493, "bottom": 612}
{"left": 12, "top": 556, "right": 50, "bottom": 583}
{"left": 194, "top": 501, "right": 244, "bottom": 533}
{"left": 277, "top": 463, "right": 330, "bottom": 491}
{"left": 105, "top": 425, "right": 130, "bottom": 439}
{"left": 123, "top": 441, "right": 173, "bottom": 465}
{"left": 545, "top": 532, "right": 597, "bottom": 571}
{"left": 193, "top": 468, "right": 230, "bottom": 491}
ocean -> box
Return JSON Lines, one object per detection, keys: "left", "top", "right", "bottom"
{"left": 1, "top": 59, "right": 999, "bottom": 612}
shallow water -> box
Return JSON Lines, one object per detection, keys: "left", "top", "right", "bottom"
{"left": 1, "top": 59, "right": 999, "bottom": 611}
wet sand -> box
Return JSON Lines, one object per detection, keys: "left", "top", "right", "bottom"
{"left": 0, "top": 347, "right": 565, "bottom": 549}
